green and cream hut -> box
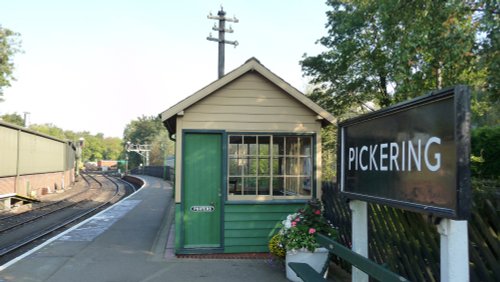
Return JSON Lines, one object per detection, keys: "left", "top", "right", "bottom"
{"left": 160, "top": 58, "right": 335, "bottom": 254}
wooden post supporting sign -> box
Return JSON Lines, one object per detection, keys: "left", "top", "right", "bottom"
{"left": 438, "top": 219, "right": 469, "bottom": 282}
{"left": 350, "top": 200, "right": 369, "bottom": 282}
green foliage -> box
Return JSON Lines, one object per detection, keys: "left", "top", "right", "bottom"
{"left": 471, "top": 125, "right": 500, "bottom": 178}
{"left": 0, "top": 25, "right": 21, "bottom": 100}
{"left": 471, "top": 177, "right": 499, "bottom": 210}
{"left": 80, "top": 133, "right": 106, "bottom": 162}
{"left": 149, "top": 130, "right": 175, "bottom": 166}
{"left": 471, "top": 91, "right": 500, "bottom": 127}
{"left": 123, "top": 115, "right": 164, "bottom": 144}
{"left": 268, "top": 233, "right": 286, "bottom": 259}
{"left": 320, "top": 124, "right": 337, "bottom": 182}
{"left": 29, "top": 123, "right": 66, "bottom": 139}
{"left": 122, "top": 115, "right": 172, "bottom": 169}
{"left": 21, "top": 122, "right": 124, "bottom": 163}
{"left": 103, "top": 137, "right": 123, "bottom": 160}
{"left": 0, "top": 112, "right": 24, "bottom": 126}
{"left": 301, "top": 0, "right": 498, "bottom": 117}
{"left": 278, "top": 199, "right": 338, "bottom": 252}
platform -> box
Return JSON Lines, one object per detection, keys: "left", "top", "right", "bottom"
{"left": 0, "top": 176, "right": 288, "bottom": 282}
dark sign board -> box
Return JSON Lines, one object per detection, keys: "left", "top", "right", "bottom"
{"left": 338, "top": 86, "right": 471, "bottom": 219}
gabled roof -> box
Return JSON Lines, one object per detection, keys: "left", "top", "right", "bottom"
{"left": 159, "top": 57, "right": 335, "bottom": 137}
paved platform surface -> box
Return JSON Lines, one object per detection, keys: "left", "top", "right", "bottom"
{"left": 0, "top": 176, "right": 289, "bottom": 282}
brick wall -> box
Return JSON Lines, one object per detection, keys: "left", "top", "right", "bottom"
{"left": 0, "top": 169, "right": 75, "bottom": 198}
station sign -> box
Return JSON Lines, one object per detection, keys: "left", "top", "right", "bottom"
{"left": 338, "top": 86, "right": 471, "bottom": 219}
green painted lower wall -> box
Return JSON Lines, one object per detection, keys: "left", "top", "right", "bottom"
{"left": 175, "top": 202, "right": 306, "bottom": 254}
{"left": 223, "top": 203, "right": 303, "bottom": 253}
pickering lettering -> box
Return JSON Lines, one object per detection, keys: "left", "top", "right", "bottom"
{"left": 348, "top": 137, "right": 441, "bottom": 172}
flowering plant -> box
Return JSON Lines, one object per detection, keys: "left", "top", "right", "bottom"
{"left": 277, "top": 199, "right": 337, "bottom": 253}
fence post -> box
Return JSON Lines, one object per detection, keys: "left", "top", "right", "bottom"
{"left": 437, "top": 219, "right": 469, "bottom": 282}
{"left": 350, "top": 200, "right": 369, "bottom": 282}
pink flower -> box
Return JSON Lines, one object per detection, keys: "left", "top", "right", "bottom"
{"left": 308, "top": 228, "right": 316, "bottom": 234}
{"left": 295, "top": 218, "right": 301, "bottom": 222}
{"left": 292, "top": 221, "right": 297, "bottom": 227}
{"left": 314, "top": 210, "right": 321, "bottom": 215}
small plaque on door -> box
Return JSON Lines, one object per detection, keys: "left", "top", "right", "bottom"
{"left": 190, "top": 206, "right": 215, "bottom": 212}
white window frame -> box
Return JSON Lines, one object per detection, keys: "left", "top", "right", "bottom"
{"left": 227, "top": 134, "right": 314, "bottom": 201}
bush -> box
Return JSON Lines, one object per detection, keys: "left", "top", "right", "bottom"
{"left": 471, "top": 126, "right": 500, "bottom": 178}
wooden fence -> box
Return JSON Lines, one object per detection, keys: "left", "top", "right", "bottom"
{"left": 321, "top": 181, "right": 499, "bottom": 282}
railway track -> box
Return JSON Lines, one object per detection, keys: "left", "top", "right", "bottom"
{"left": 0, "top": 173, "right": 135, "bottom": 263}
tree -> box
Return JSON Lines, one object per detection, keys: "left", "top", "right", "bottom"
{"left": 0, "top": 112, "right": 24, "bottom": 126}
{"left": 0, "top": 26, "right": 21, "bottom": 102}
{"left": 122, "top": 115, "right": 167, "bottom": 168}
{"left": 80, "top": 133, "right": 106, "bottom": 162}
{"left": 103, "top": 137, "right": 123, "bottom": 160}
{"left": 21, "top": 122, "right": 124, "bottom": 164}
{"left": 149, "top": 130, "right": 175, "bottom": 166}
{"left": 301, "top": 0, "right": 498, "bottom": 117}
{"left": 29, "top": 123, "right": 66, "bottom": 139}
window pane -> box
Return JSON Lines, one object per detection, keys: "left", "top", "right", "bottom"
{"left": 299, "top": 157, "right": 312, "bottom": 175}
{"left": 286, "top": 157, "right": 298, "bottom": 175}
{"left": 286, "top": 137, "right": 299, "bottom": 155}
{"left": 229, "top": 136, "right": 242, "bottom": 156}
{"left": 235, "top": 158, "right": 246, "bottom": 175}
{"left": 245, "top": 136, "right": 257, "bottom": 155}
{"left": 298, "top": 177, "right": 312, "bottom": 196}
{"left": 300, "top": 137, "right": 312, "bottom": 156}
{"left": 238, "top": 143, "right": 247, "bottom": 155}
{"left": 273, "top": 136, "right": 285, "bottom": 155}
{"left": 243, "top": 177, "right": 256, "bottom": 195}
{"left": 248, "top": 158, "right": 257, "bottom": 175}
{"left": 258, "top": 178, "right": 270, "bottom": 195}
{"left": 259, "top": 136, "right": 270, "bottom": 156}
{"left": 272, "top": 158, "right": 281, "bottom": 175}
{"left": 229, "top": 158, "right": 240, "bottom": 175}
{"left": 273, "top": 177, "right": 285, "bottom": 196}
{"left": 229, "top": 177, "right": 242, "bottom": 195}
{"left": 285, "top": 177, "right": 298, "bottom": 196}
{"left": 258, "top": 158, "right": 270, "bottom": 175}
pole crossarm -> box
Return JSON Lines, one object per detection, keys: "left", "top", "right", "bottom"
{"left": 206, "top": 36, "right": 238, "bottom": 46}
{"left": 206, "top": 6, "right": 238, "bottom": 78}
{"left": 207, "top": 11, "right": 238, "bottom": 23}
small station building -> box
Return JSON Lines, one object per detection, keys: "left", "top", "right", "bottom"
{"left": 160, "top": 58, "right": 335, "bottom": 254}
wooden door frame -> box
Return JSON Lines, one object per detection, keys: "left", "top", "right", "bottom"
{"left": 179, "top": 129, "right": 226, "bottom": 254}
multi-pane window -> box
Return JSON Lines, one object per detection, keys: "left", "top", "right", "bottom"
{"left": 228, "top": 135, "right": 313, "bottom": 199}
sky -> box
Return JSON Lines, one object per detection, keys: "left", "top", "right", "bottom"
{"left": 0, "top": 0, "right": 329, "bottom": 138}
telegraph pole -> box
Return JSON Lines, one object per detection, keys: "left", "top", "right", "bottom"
{"left": 207, "top": 6, "right": 238, "bottom": 78}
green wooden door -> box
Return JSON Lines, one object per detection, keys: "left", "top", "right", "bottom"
{"left": 183, "top": 133, "right": 222, "bottom": 249}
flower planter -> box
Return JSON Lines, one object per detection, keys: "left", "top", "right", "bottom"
{"left": 285, "top": 247, "right": 329, "bottom": 282}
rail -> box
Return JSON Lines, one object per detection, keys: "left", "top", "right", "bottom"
{"left": 0, "top": 175, "right": 126, "bottom": 257}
